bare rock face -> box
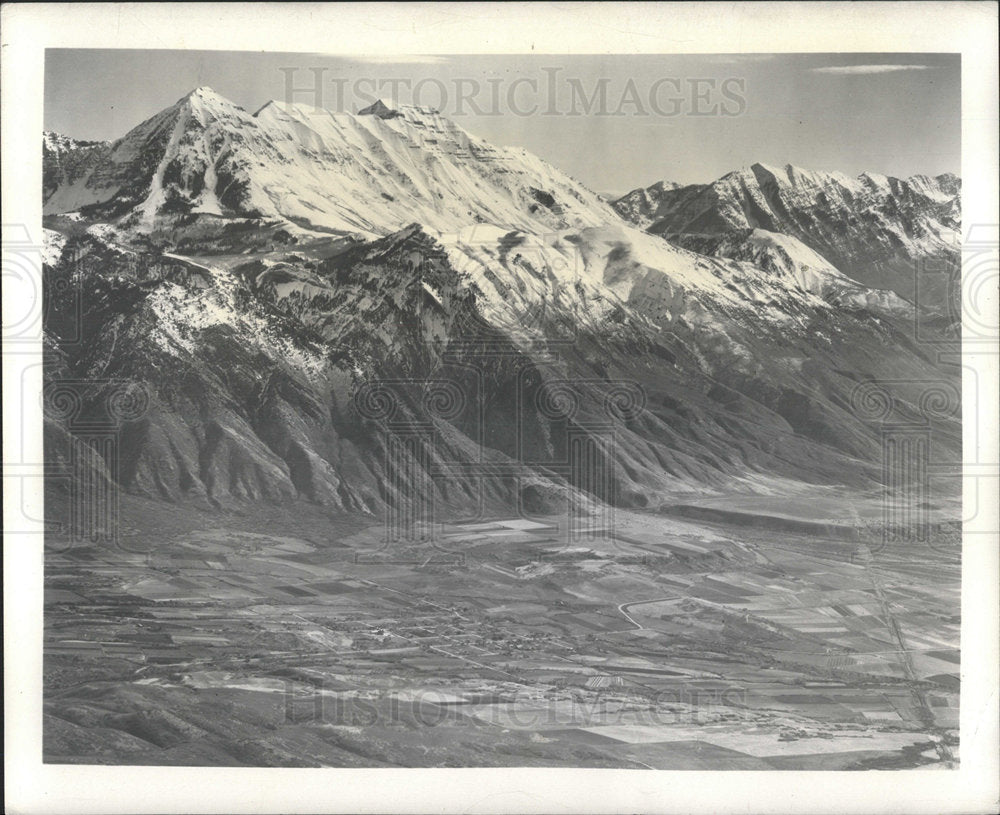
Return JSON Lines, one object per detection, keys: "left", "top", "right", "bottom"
{"left": 611, "top": 180, "right": 684, "bottom": 228}
{"left": 43, "top": 132, "right": 110, "bottom": 205}
{"left": 119, "top": 407, "right": 209, "bottom": 502}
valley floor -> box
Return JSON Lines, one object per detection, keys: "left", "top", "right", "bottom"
{"left": 43, "top": 492, "right": 960, "bottom": 769}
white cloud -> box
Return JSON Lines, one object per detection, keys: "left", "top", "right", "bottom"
{"left": 810, "top": 64, "right": 933, "bottom": 76}
{"left": 710, "top": 55, "right": 778, "bottom": 65}
{"left": 333, "top": 55, "right": 450, "bottom": 65}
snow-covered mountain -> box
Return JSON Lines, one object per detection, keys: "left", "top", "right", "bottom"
{"left": 614, "top": 163, "right": 961, "bottom": 303}
{"left": 612, "top": 180, "right": 684, "bottom": 227}
{"left": 42, "top": 131, "right": 109, "bottom": 205}
{"left": 42, "top": 87, "right": 618, "bottom": 236}
{"left": 43, "top": 90, "right": 927, "bottom": 351}
{"left": 41, "top": 89, "right": 960, "bottom": 525}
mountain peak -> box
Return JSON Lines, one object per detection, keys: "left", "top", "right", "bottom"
{"left": 357, "top": 98, "right": 402, "bottom": 119}
{"left": 747, "top": 162, "right": 820, "bottom": 184}
{"left": 176, "top": 86, "right": 241, "bottom": 112}
{"left": 171, "top": 86, "right": 247, "bottom": 127}
{"left": 42, "top": 80, "right": 617, "bottom": 234}
{"left": 748, "top": 161, "right": 788, "bottom": 174}
{"left": 186, "top": 85, "right": 222, "bottom": 100}
{"left": 43, "top": 130, "right": 106, "bottom": 152}
{"left": 647, "top": 179, "right": 683, "bottom": 193}
{"left": 747, "top": 162, "right": 861, "bottom": 190}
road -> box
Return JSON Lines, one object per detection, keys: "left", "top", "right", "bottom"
{"left": 856, "top": 543, "right": 956, "bottom": 766}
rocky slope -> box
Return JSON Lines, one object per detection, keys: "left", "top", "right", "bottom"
{"left": 43, "top": 131, "right": 110, "bottom": 205}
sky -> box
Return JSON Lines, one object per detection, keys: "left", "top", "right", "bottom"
{"left": 45, "top": 50, "right": 960, "bottom": 195}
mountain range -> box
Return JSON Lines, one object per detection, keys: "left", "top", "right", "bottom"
{"left": 41, "top": 87, "right": 961, "bottom": 531}
{"left": 613, "top": 163, "right": 960, "bottom": 304}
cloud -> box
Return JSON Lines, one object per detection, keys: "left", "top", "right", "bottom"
{"left": 334, "top": 55, "right": 450, "bottom": 65}
{"left": 710, "top": 55, "right": 777, "bottom": 65}
{"left": 810, "top": 64, "right": 933, "bottom": 76}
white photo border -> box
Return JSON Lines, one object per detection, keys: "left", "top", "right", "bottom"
{"left": 3, "top": 3, "right": 997, "bottom": 813}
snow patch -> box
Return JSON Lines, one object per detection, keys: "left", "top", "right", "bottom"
{"left": 42, "top": 229, "right": 68, "bottom": 266}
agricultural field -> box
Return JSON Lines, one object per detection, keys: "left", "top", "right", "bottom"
{"left": 44, "top": 490, "right": 960, "bottom": 768}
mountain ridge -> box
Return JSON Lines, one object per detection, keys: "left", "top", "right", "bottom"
{"left": 613, "top": 162, "right": 960, "bottom": 303}
{"left": 43, "top": 85, "right": 619, "bottom": 237}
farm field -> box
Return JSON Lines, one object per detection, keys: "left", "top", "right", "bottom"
{"left": 44, "top": 492, "right": 960, "bottom": 768}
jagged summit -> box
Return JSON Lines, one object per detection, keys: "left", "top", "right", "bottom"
{"left": 183, "top": 85, "right": 220, "bottom": 99}
{"left": 746, "top": 161, "right": 789, "bottom": 176}
{"left": 179, "top": 86, "right": 242, "bottom": 106}
{"left": 175, "top": 85, "right": 247, "bottom": 120}
{"left": 43, "top": 130, "right": 106, "bottom": 151}
{"left": 357, "top": 98, "right": 402, "bottom": 118}
{"left": 171, "top": 85, "right": 236, "bottom": 110}
{"left": 357, "top": 98, "right": 444, "bottom": 118}
{"left": 645, "top": 179, "right": 684, "bottom": 193}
